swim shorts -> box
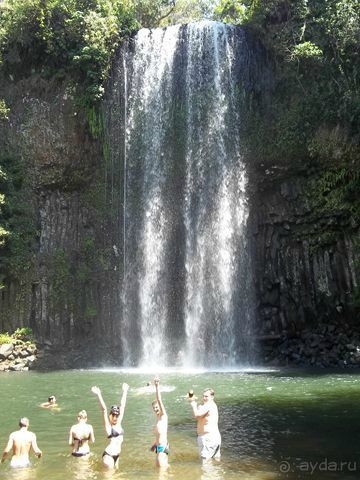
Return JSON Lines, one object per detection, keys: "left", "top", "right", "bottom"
{"left": 155, "top": 444, "right": 169, "bottom": 455}
{"left": 197, "top": 433, "right": 221, "bottom": 460}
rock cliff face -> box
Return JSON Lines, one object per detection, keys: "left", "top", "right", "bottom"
{"left": 248, "top": 166, "right": 359, "bottom": 363}
{"left": 0, "top": 77, "right": 123, "bottom": 363}
{"left": 0, "top": 75, "right": 358, "bottom": 368}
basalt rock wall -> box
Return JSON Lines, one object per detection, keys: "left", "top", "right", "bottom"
{"left": 0, "top": 75, "right": 359, "bottom": 368}
{"left": 249, "top": 168, "right": 359, "bottom": 341}
{"left": 0, "top": 76, "right": 122, "bottom": 362}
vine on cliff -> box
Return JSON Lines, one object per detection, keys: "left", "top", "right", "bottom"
{"left": 0, "top": 153, "right": 36, "bottom": 291}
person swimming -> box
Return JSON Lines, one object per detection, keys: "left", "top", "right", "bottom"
{"left": 40, "top": 395, "right": 58, "bottom": 409}
{"left": 134, "top": 383, "right": 176, "bottom": 395}
{"left": 91, "top": 383, "right": 129, "bottom": 469}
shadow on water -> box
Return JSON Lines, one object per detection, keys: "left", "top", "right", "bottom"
{"left": 250, "top": 367, "right": 360, "bottom": 378}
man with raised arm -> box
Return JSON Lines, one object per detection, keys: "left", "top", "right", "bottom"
{"left": 151, "top": 377, "right": 169, "bottom": 468}
{"left": 1, "top": 417, "right": 42, "bottom": 468}
{"left": 189, "top": 388, "right": 221, "bottom": 460}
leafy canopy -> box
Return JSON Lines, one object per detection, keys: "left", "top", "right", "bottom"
{"left": 0, "top": 0, "right": 138, "bottom": 106}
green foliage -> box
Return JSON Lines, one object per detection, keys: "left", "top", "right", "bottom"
{"left": 214, "top": 0, "right": 248, "bottom": 24}
{"left": 0, "top": 328, "right": 34, "bottom": 343}
{"left": 0, "top": 182, "right": 9, "bottom": 246}
{"left": 133, "top": 0, "right": 175, "bottom": 28}
{"left": 0, "top": 0, "right": 222, "bottom": 115}
{"left": 12, "top": 326, "right": 33, "bottom": 341}
{"left": 50, "top": 248, "right": 72, "bottom": 298}
{"left": 216, "top": 0, "right": 360, "bottom": 133}
{"left": 0, "top": 225, "right": 9, "bottom": 247}
{"left": 0, "top": 332, "right": 12, "bottom": 344}
{"left": 0, "top": 0, "right": 138, "bottom": 107}
{"left": 351, "top": 286, "right": 360, "bottom": 311}
{"left": 215, "top": 1, "right": 360, "bottom": 228}
{"left": 290, "top": 41, "right": 323, "bottom": 60}
{"left": 310, "top": 166, "right": 360, "bottom": 221}
{"left": 160, "top": 0, "right": 216, "bottom": 26}
{"left": 306, "top": 125, "right": 360, "bottom": 220}
{"left": 85, "top": 305, "right": 97, "bottom": 317}
{"left": 87, "top": 106, "right": 105, "bottom": 138}
{"left": 0, "top": 153, "right": 36, "bottom": 280}
{"left": 0, "top": 99, "right": 10, "bottom": 119}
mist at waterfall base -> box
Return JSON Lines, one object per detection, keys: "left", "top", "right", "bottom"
{"left": 105, "top": 22, "right": 258, "bottom": 369}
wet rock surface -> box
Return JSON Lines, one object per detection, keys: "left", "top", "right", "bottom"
{"left": 248, "top": 170, "right": 359, "bottom": 344}
{"left": 0, "top": 341, "right": 38, "bottom": 372}
{"left": 260, "top": 320, "right": 360, "bottom": 368}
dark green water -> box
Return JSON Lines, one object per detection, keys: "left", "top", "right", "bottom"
{"left": 0, "top": 368, "right": 360, "bottom": 479}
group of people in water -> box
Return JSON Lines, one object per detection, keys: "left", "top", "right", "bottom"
{"left": 1, "top": 378, "right": 221, "bottom": 471}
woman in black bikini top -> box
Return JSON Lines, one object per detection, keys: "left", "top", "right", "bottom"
{"left": 68, "top": 410, "right": 95, "bottom": 457}
{"left": 91, "top": 383, "right": 129, "bottom": 469}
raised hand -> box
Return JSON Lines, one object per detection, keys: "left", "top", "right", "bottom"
{"left": 91, "top": 386, "right": 101, "bottom": 395}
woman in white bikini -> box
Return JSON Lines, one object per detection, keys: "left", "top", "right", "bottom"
{"left": 91, "top": 383, "right": 129, "bottom": 469}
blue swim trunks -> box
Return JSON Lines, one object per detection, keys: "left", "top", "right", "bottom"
{"left": 155, "top": 444, "right": 169, "bottom": 455}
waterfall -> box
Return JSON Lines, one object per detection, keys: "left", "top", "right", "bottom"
{"left": 109, "top": 21, "right": 256, "bottom": 368}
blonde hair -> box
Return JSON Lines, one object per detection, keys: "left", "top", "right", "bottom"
{"left": 19, "top": 417, "right": 29, "bottom": 428}
{"left": 77, "top": 410, "right": 87, "bottom": 419}
{"left": 203, "top": 388, "right": 215, "bottom": 396}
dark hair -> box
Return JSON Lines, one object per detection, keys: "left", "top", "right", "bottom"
{"left": 110, "top": 405, "right": 120, "bottom": 415}
{"left": 48, "top": 395, "right": 55, "bottom": 402}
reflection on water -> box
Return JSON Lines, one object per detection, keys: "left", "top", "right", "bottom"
{"left": 64, "top": 454, "right": 98, "bottom": 480}
{"left": 1, "top": 370, "right": 360, "bottom": 480}
{"left": 4, "top": 466, "right": 37, "bottom": 480}
{"left": 201, "top": 459, "right": 225, "bottom": 480}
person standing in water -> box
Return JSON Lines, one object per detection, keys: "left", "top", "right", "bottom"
{"left": 1, "top": 417, "right": 42, "bottom": 468}
{"left": 189, "top": 388, "right": 221, "bottom": 460}
{"left": 151, "top": 377, "right": 169, "bottom": 468}
{"left": 91, "top": 383, "right": 129, "bottom": 469}
{"left": 68, "top": 410, "right": 95, "bottom": 457}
